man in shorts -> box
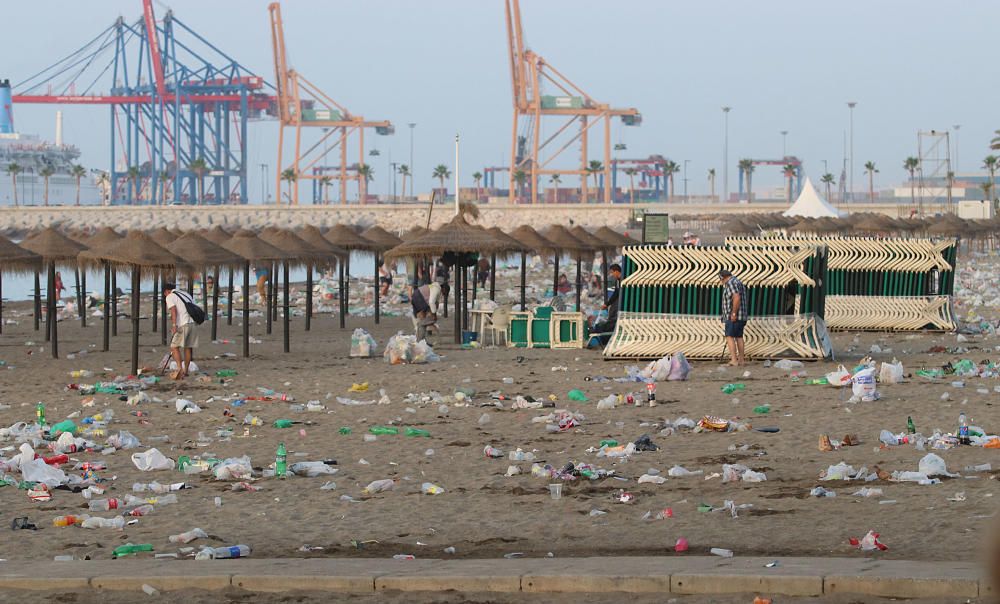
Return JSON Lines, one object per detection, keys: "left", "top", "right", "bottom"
{"left": 719, "top": 269, "right": 747, "bottom": 366}
{"left": 164, "top": 282, "right": 199, "bottom": 380}
{"left": 410, "top": 281, "right": 442, "bottom": 342}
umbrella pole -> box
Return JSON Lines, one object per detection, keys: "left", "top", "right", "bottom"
{"left": 373, "top": 253, "right": 380, "bottom": 325}
{"left": 553, "top": 254, "right": 560, "bottom": 298}
{"left": 519, "top": 251, "right": 526, "bottom": 310}
{"left": 283, "top": 260, "right": 290, "bottom": 353}
{"left": 344, "top": 256, "right": 351, "bottom": 321}
{"left": 305, "top": 263, "right": 313, "bottom": 331}
{"left": 0, "top": 272, "right": 3, "bottom": 335}
{"left": 111, "top": 270, "right": 118, "bottom": 337}
{"left": 227, "top": 267, "right": 234, "bottom": 325}
{"left": 453, "top": 263, "right": 461, "bottom": 344}
{"left": 151, "top": 271, "right": 158, "bottom": 332}
{"left": 242, "top": 261, "right": 250, "bottom": 358}
{"left": 338, "top": 260, "right": 346, "bottom": 329}
{"left": 49, "top": 262, "right": 58, "bottom": 359}
{"left": 489, "top": 253, "right": 496, "bottom": 301}
{"left": 202, "top": 265, "right": 209, "bottom": 316}
{"left": 211, "top": 266, "right": 220, "bottom": 342}
{"left": 271, "top": 262, "right": 278, "bottom": 322}
{"left": 80, "top": 270, "right": 87, "bottom": 328}
{"left": 102, "top": 264, "right": 110, "bottom": 352}
{"left": 130, "top": 268, "right": 139, "bottom": 376}
{"left": 160, "top": 272, "right": 167, "bottom": 346}
{"left": 602, "top": 250, "right": 609, "bottom": 305}
{"left": 266, "top": 263, "right": 273, "bottom": 335}
{"left": 575, "top": 256, "right": 582, "bottom": 311}
{"left": 471, "top": 262, "right": 478, "bottom": 306}
{"left": 74, "top": 267, "right": 82, "bottom": 320}
{"left": 33, "top": 270, "right": 40, "bottom": 332}
{"left": 462, "top": 264, "right": 469, "bottom": 332}
{"left": 44, "top": 266, "right": 52, "bottom": 343}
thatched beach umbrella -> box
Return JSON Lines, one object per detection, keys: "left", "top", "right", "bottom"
{"left": 80, "top": 232, "right": 179, "bottom": 375}
{"left": 200, "top": 227, "right": 235, "bottom": 327}
{"left": 0, "top": 235, "right": 40, "bottom": 335}
{"left": 323, "top": 225, "right": 377, "bottom": 329}
{"left": 167, "top": 233, "right": 243, "bottom": 344}
{"left": 359, "top": 226, "right": 402, "bottom": 325}
{"left": 259, "top": 229, "right": 327, "bottom": 352}
{"left": 20, "top": 227, "right": 87, "bottom": 359}
{"left": 590, "top": 226, "right": 635, "bottom": 304}
{"left": 296, "top": 225, "right": 348, "bottom": 331}
{"left": 220, "top": 230, "right": 288, "bottom": 358}
{"left": 509, "top": 225, "right": 557, "bottom": 310}
{"left": 543, "top": 225, "right": 592, "bottom": 311}
{"left": 485, "top": 227, "right": 528, "bottom": 302}
{"left": 82, "top": 227, "right": 123, "bottom": 335}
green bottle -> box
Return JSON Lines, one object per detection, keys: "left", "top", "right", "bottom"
{"left": 600, "top": 439, "right": 619, "bottom": 447}
{"left": 112, "top": 543, "right": 154, "bottom": 558}
{"left": 273, "top": 419, "right": 293, "bottom": 429}
{"left": 275, "top": 442, "right": 287, "bottom": 478}
{"left": 368, "top": 426, "right": 399, "bottom": 435}
{"left": 35, "top": 402, "right": 45, "bottom": 427}
{"left": 907, "top": 416, "right": 916, "bottom": 434}
{"left": 752, "top": 404, "right": 771, "bottom": 414}
{"left": 338, "top": 426, "right": 352, "bottom": 435}
{"left": 215, "top": 370, "right": 238, "bottom": 377}
{"left": 404, "top": 427, "right": 430, "bottom": 437}
{"left": 721, "top": 383, "right": 745, "bottom": 394}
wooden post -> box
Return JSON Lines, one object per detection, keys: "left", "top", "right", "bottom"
{"left": 102, "top": 264, "right": 110, "bottom": 352}
{"left": 489, "top": 253, "right": 496, "bottom": 301}
{"left": 130, "top": 268, "right": 139, "bottom": 375}
{"left": 373, "top": 253, "right": 380, "bottom": 325}
{"left": 519, "top": 251, "right": 527, "bottom": 310}
{"left": 48, "top": 263, "right": 58, "bottom": 358}
{"left": 242, "top": 262, "right": 250, "bottom": 358}
{"left": 305, "top": 263, "right": 313, "bottom": 331}
{"left": 211, "top": 266, "right": 220, "bottom": 342}
{"left": 282, "top": 260, "right": 290, "bottom": 353}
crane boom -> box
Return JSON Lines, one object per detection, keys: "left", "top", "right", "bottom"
{"left": 268, "top": 2, "right": 293, "bottom": 123}
{"left": 142, "top": 0, "right": 167, "bottom": 98}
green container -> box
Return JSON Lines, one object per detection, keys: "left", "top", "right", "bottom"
{"left": 534, "top": 306, "right": 553, "bottom": 319}
{"left": 338, "top": 426, "right": 352, "bottom": 435}
{"left": 540, "top": 95, "right": 584, "bottom": 109}
{"left": 752, "top": 405, "right": 771, "bottom": 414}
{"left": 301, "top": 108, "right": 342, "bottom": 121}
{"left": 530, "top": 319, "right": 550, "bottom": 347}
{"left": 215, "top": 370, "right": 238, "bottom": 377}
{"left": 405, "top": 427, "right": 431, "bottom": 437}
{"left": 113, "top": 543, "right": 154, "bottom": 558}
{"left": 600, "top": 439, "right": 618, "bottom": 447}
{"left": 273, "top": 419, "right": 294, "bottom": 429}
{"left": 50, "top": 420, "right": 76, "bottom": 436}
{"left": 567, "top": 389, "right": 587, "bottom": 401}
{"left": 369, "top": 426, "right": 399, "bottom": 435}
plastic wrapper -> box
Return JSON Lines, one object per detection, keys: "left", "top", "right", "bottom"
{"left": 131, "top": 448, "right": 174, "bottom": 472}
{"left": 350, "top": 328, "right": 377, "bottom": 358}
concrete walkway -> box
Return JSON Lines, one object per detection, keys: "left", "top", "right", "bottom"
{"left": 0, "top": 556, "right": 988, "bottom": 599}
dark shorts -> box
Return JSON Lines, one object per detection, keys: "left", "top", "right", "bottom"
{"left": 724, "top": 320, "right": 746, "bottom": 338}
{"left": 411, "top": 288, "right": 430, "bottom": 315}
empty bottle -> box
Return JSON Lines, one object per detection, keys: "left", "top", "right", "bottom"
{"left": 275, "top": 442, "right": 287, "bottom": 478}
{"left": 169, "top": 528, "right": 208, "bottom": 544}
{"left": 273, "top": 419, "right": 293, "bottom": 429}
{"left": 125, "top": 493, "right": 178, "bottom": 507}
{"left": 878, "top": 430, "right": 898, "bottom": 446}
{"left": 721, "top": 383, "right": 745, "bottom": 394}
{"left": 88, "top": 497, "right": 122, "bottom": 511}
{"left": 36, "top": 402, "right": 46, "bottom": 427}
{"left": 405, "top": 428, "right": 431, "bottom": 437}
{"left": 112, "top": 543, "right": 154, "bottom": 558}
{"left": 959, "top": 412, "right": 971, "bottom": 445}
{"left": 483, "top": 445, "right": 504, "bottom": 458}
{"left": 53, "top": 515, "right": 87, "bottom": 527}
{"left": 907, "top": 416, "right": 916, "bottom": 434}
{"left": 965, "top": 463, "right": 992, "bottom": 472}
{"left": 206, "top": 545, "right": 251, "bottom": 559}
{"left": 243, "top": 414, "right": 264, "bottom": 427}
{"left": 646, "top": 382, "right": 656, "bottom": 406}
{"left": 215, "top": 370, "right": 238, "bottom": 377}
{"left": 368, "top": 426, "right": 399, "bottom": 435}
{"left": 81, "top": 516, "right": 125, "bottom": 529}
{"left": 362, "top": 479, "right": 396, "bottom": 495}
{"left": 124, "top": 505, "right": 154, "bottom": 517}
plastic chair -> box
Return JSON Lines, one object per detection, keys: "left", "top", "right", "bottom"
{"left": 485, "top": 306, "right": 510, "bottom": 347}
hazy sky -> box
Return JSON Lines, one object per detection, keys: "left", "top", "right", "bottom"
{"left": 4, "top": 0, "right": 997, "bottom": 200}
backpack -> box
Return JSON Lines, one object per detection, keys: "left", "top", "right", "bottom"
{"left": 173, "top": 290, "right": 206, "bottom": 325}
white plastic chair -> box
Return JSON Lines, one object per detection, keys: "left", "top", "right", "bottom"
{"left": 485, "top": 306, "right": 510, "bottom": 347}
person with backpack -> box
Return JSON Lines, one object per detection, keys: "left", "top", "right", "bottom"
{"left": 164, "top": 281, "right": 204, "bottom": 380}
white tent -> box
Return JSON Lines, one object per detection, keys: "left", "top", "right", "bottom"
{"left": 782, "top": 177, "right": 845, "bottom": 218}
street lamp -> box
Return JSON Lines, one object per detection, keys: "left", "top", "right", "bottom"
{"left": 780, "top": 130, "right": 788, "bottom": 157}
{"left": 408, "top": 123, "right": 416, "bottom": 196}
{"left": 847, "top": 101, "right": 857, "bottom": 203}
{"left": 722, "top": 106, "right": 731, "bottom": 203}
{"left": 683, "top": 159, "right": 690, "bottom": 202}
{"left": 259, "top": 163, "right": 267, "bottom": 204}
{"left": 952, "top": 124, "right": 960, "bottom": 172}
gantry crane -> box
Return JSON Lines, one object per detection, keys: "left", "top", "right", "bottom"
{"left": 505, "top": 0, "right": 640, "bottom": 205}
{"left": 269, "top": 2, "right": 393, "bottom": 205}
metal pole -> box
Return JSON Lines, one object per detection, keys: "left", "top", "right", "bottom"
{"left": 553, "top": 253, "right": 559, "bottom": 296}
{"left": 44, "top": 267, "right": 52, "bottom": 343}
{"left": 111, "top": 270, "right": 118, "bottom": 336}
{"left": 722, "top": 106, "right": 731, "bottom": 203}
{"left": 211, "top": 266, "right": 220, "bottom": 341}
{"left": 227, "top": 267, "right": 234, "bottom": 325}
{"left": 80, "top": 269, "right": 87, "bottom": 328}
{"left": 49, "top": 263, "right": 58, "bottom": 358}
{"left": 242, "top": 261, "right": 250, "bottom": 357}
{"left": 575, "top": 256, "right": 582, "bottom": 311}
{"left": 453, "top": 265, "right": 461, "bottom": 344}
{"left": 103, "top": 265, "right": 110, "bottom": 351}
{"left": 602, "top": 250, "right": 609, "bottom": 305}
{"left": 130, "top": 268, "right": 139, "bottom": 375}
{"left": 305, "top": 264, "right": 313, "bottom": 331}
{"left": 519, "top": 251, "right": 526, "bottom": 310}
{"left": 373, "top": 253, "right": 380, "bottom": 324}
{"left": 151, "top": 271, "right": 158, "bottom": 332}
{"left": 282, "top": 260, "right": 290, "bottom": 353}
{"left": 338, "top": 260, "right": 345, "bottom": 329}
{"left": 489, "top": 253, "right": 496, "bottom": 301}
{"left": 160, "top": 272, "right": 167, "bottom": 345}
{"left": 33, "top": 271, "right": 40, "bottom": 332}
{"left": 454, "top": 133, "right": 460, "bottom": 215}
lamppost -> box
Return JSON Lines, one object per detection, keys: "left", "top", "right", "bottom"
{"left": 822, "top": 159, "right": 828, "bottom": 175}
{"left": 780, "top": 130, "right": 788, "bottom": 157}
{"left": 259, "top": 163, "right": 267, "bottom": 204}
{"left": 408, "top": 123, "right": 416, "bottom": 197}
{"left": 952, "top": 124, "right": 960, "bottom": 173}
{"left": 722, "top": 106, "right": 731, "bottom": 203}
{"left": 390, "top": 161, "right": 399, "bottom": 202}
{"left": 683, "top": 159, "right": 690, "bottom": 202}
{"left": 847, "top": 101, "right": 857, "bottom": 203}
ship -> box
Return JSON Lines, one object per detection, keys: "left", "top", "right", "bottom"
{"left": 0, "top": 79, "right": 105, "bottom": 206}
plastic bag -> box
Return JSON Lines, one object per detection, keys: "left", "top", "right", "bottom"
{"left": 640, "top": 355, "right": 672, "bottom": 381}
{"left": 21, "top": 457, "right": 69, "bottom": 487}
{"left": 131, "top": 448, "right": 174, "bottom": 472}
{"left": 350, "top": 328, "right": 377, "bottom": 358}
{"left": 411, "top": 340, "right": 440, "bottom": 364}
{"left": 850, "top": 367, "right": 879, "bottom": 402}
{"left": 213, "top": 456, "right": 253, "bottom": 480}
{"left": 918, "top": 453, "right": 957, "bottom": 477}
{"left": 826, "top": 365, "right": 852, "bottom": 387}
{"left": 667, "top": 352, "right": 691, "bottom": 381}
{"left": 107, "top": 430, "right": 141, "bottom": 450}
{"left": 774, "top": 359, "right": 804, "bottom": 370}
{"left": 289, "top": 462, "right": 339, "bottom": 477}
{"left": 879, "top": 359, "right": 904, "bottom": 385}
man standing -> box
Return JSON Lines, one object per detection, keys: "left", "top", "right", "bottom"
{"left": 591, "top": 263, "right": 622, "bottom": 343}
{"left": 719, "top": 269, "right": 747, "bottom": 366}
{"left": 164, "top": 282, "right": 199, "bottom": 380}
{"left": 410, "top": 281, "right": 442, "bottom": 342}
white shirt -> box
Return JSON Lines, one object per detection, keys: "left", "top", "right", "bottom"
{"left": 165, "top": 291, "right": 194, "bottom": 327}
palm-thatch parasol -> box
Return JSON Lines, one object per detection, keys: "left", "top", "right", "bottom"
{"left": 0, "top": 235, "right": 40, "bottom": 335}
{"left": 543, "top": 225, "right": 592, "bottom": 311}
{"left": 20, "top": 227, "right": 88, "bottom": 358}
{"left": 80, "top": 231, "right": 179, "bottom": 375}
{"left": 360, "top": 226, "right": 404, "bottom": 325}
{"left": 323, "top": 225, "right": 378, "bottom": 329}
{"left": 147, "top": 227, "right": 178, "bottom": 247}
{"left": 259, "top": 229, "right": 329, "bottom": 352}
{"left": 926, "top": 216, "right": 967, "bottom": 237}
{"left": 79, "top": 227, "right": 124, "bottom": 333}
{"left": 508, "top": 225, "right": 557, "bottom": 310}
{"left": 220, "top": 230, "right": 288, "bottom": 358}
{"left": 293, "top": 225, "right": 348, "bottom": 331}
{"left": 403, "top": 226, "right": 429, "bottom": 242}
{"left": 167, "top": 233, "right": 243, "bottom": 343}
{"left": 483, "top": 227, "right": 528, "bottom": 302}
{"left": 199, "top": 227, "right": 238, "bottom": 327}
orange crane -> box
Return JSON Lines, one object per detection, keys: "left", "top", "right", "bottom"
{"left": 505, "top": 0, "right": 640, "bottom": 205}
{"left": 269, "top": 2, "right": 393, "bottom": 205}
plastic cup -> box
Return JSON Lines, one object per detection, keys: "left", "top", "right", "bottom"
{"left": 548, "top": 484, "right": 562, "bottom": 500}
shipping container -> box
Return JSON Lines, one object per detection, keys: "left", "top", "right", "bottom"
{"left": 540, "top": 95, "right": 583, "bottom": 109}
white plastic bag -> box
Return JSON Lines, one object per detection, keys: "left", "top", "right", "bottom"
{"left": 826, "top": 365, "right": 852, "bottom": 387}
{"left": 640, "top": 355, "right": 672, "bottom": 381}
{"left": 774, "top": 359, "right": 804, "bottom": 370}
{"left": 131, "top": 448, "right": 174, "bottom": 472}
{"left": 350, "top": 328, "right": 377, "bottom": 358}
{"left": 879, "top": 359, "right": 904, "bottom": 385}
{"left": 851, "top": 367, "right": 879, "bottom": 402}
{"left": 918, "top": 453, "right": 958, "bottom": 477}
{"left": 107, "top": 430, "right": 141, "bottom": 450}
{"left": 21, "top": 457, "right": 69, "bottom": 487}
{"left": 667, "top": 352, "right": 691, "bottom": 381}
{"left": 213, "top": 456, "right": 253, "bottom": 480}
{"left": 289, "top": 462, "right": 339, "bottom": 477}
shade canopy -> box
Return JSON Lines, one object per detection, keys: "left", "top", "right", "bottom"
{"left": 324, "top": 224, "right": 377, "bottom": 251}
{"left": 570, "top": 225, "right": 613, "bottom": 252}
{"left": 403, "top": 226, "right": 429, "bottom": 242}
{"left": 147, "top": 227, "right": 178, "bottom": 247}
{"left": 84, "top": 227, "right": 123, "bottom": 249}
{"left": 486, "top": 227, "right": 529, "bottom": 256}
{"left": 783, "top": 177, "right": 845, "bottom": 219}
{"left": 384, "top": 214, "right": 516, "bottom": 259}
{"left": 0, "top": 234, "right": 41, "bottom": 272}
{"left": 296, "top": 225, "right": 348, "bottom": 260}
{"left": 166, "top": 232, "right": 244, "bottom": 269}
{"left": 543, "top": 225, "right": 592, "bottom": 259}
{"left": 361, "top": 225, "right": 403, "bottom": 251}
{"left": 80, "top": 230, "right": 180, "bottom": 272}
{"left": 592, "top": 226, "right": 635, "bottom": 247}
{"left": 509, "top": 225, "right": 557, "bottom": 254}
{"left": 199, "top": 226, "right": 232, "bottom": 246}
{"left": 259, "top": 228, "right": 331, "bottom": 265}
{"left": 220, "top": 230, "right": 290, "bottom": 262}
{"left": 20, "top": 227, "right": 88, "bottom": 261}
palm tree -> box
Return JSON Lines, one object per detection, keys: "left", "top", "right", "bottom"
{"left": 319, "top": 175, "right": 332, "bottom": 204}
{"left": 96, "top": 171, "right": 110, "bottom": 206}
{"left": 663, "top": 161, "right": 680, "bottom": 201}
{"left": 6, "top": 163, "right": 21, "bottom": 207}
{"left": 981, "top": 181, "right": 993, "bottom": 203}
{"left": 863, "top": 161, "right": 879, "bottom": 202}
{"left": 991, "top": 130, "right": 1000, "bottom": 151}
{"left": 983, "top": 156, "right": 998, "bottom": 207}
{"left": 188, "top": 158, "right": 208, "bottom": 205}
{"left": 398, "top": 164, "right": 411, "bottom": 199}
{"left": 782, "top": 164, "right": 797, "bottom": 204}
{"left": 820, "top": 172, "right": 835, "bottom": 202}
{"left": 903, "top": 156, "right": 919, "bottom": 209}
{"left": 39, "top": 165, "right": 55, "bottom": 207}
{"left": 512, "top": 169, "right": 527, "bottom": 203}
{"left": 738, "top": 159, "right": 754, "bottom": 203}
{"left": 71, "top": 164, "right": 86, "bottom": 206}
{"left": 357, "top": 163, "right": 373, "bottom": 204}
{"left": 126, "top": 165, "right": 141, "bottom": 205}
{"left": 624, "top": 167, "right": 637, "bottom": 204}
{"left": 432, "top": 164, "right": 451, "bottom": 199}
{"left": 707, "top": 168, "right": 716, "bottom": 201}
{"left": 586, "top": 160, "right": 603, "bottom": 203}
{"left": 549, "top": 173, "right": 561, "bottom": 203}
{"left": 158, "top": 170, "right": 170, "bottom": 205}
{"left": 472, "top": 171, "right": 483, "bottom": 200}
{"left": 280, "top": 168, "right": 296, "bottom": 205}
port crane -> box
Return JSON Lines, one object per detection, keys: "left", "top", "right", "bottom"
{"left": 738, "top": 156, "right": 804, "bottom": 202}
{"left": 505, "top": 0, "right": 640, "bottom": 204}
{"left": 269, "top": 2, "right": 393, "bottom": 205}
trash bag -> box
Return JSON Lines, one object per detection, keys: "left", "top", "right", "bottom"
{"left": 667, "top": 352, "right": 691, "bottom": 381}
{"left": 411, "top": 340, "right": 440, "bottom": 364}
{"left": 384, "top": 332, "right": 411, "bottom": 365}
{"left": 640, "top": 355, "right": 672, "bottom": 381}
{"left": 879, "top": 359, "right": 904, "bottom": 385}
{"left": 107, "top": 430, "right": 141, "bottom": 450}
{"left": 774, "top": 359, "right": 804, "bottom": 370}
{"left": 131, "top": 448, "right": 174, "bottom": 472}
{"left": 213, "top": 456, "right": 253, "bottom": 480}
{"left": 350, "top": 328, "right": 377, "bottom": 358}
{"left": 851, "top": 367, "right": 879, "bottom": 402}
{"left": 289, "top": 462, "right": 339, "bottom": 477}
{"left": 918, "top": 453, "right": 958, "bottom": 477}
{"left": 21, "top": 457, "right": 69, "bottom": 487}
{"left": 826, "top": 365, "right": 852, "bottom": 387}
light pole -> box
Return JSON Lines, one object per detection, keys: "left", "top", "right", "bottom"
{"left": 454, "top": 133, "right": 460, "bottom": 216}
{"left": 722, "top": 106, "right": 731, "bottom": 203}
{"left": 683, "top": 159, "right": 690, "bottom": 202}
{"left": 780, "top": 130, "right": 788, "bottom": 157}
{"left": 259, "top": 163, "right": 267, "bottom": 204}
{"left": 408, "top": 123, "right": 416, "bottom": 197}
{"left": 952, "top": 124, "right": 960, "bottom": 173}
{"left": 822, "top": 159, "right": 828, "bottom": 175}
{"left": 847, "top": 101, "right": 857, "bottom": 203}
{"left": 390, "top": 162, "right": 399, "bottom": 202}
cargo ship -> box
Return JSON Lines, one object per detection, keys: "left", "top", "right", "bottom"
{"left": 0, "top": 79, "right": 104, "bottom": 206}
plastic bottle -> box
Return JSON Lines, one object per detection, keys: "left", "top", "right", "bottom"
{"left": 275, "top": 442, "right": 287, "bottom": 478}
{"left": 207, "top": 545, "right": 251, "bottom": 559}
{"left": 959, "top": 412, "right": 971, "bottom": 445}
{"left": 124, "top": 504, "right": 155, "bottom": 517}
{"left": 81, "top": 516, "right": 125, "bottom": 529}
{"left": 721, "top": 383, "right": 745, "bottom": 394}
{"left": 126, "top": 493, "right": 178, "bottom": 507}
{"left": 215, "top": 370, "right": 238, "bottom": 377}
{"left": 169, "top": 528, "right": 208, "bottom": 544}
{"left": 273, "top": 419, "right": 293, "bottom": 429}
{"left": 404, "top": 427, "right": 430, "bottom": 437}
{"left": 243, "top": 414, "right": 264, "bottom": 427}
{"left": 112, "top": 543, "right": 154, "bottom": 558}
{"left": 36, "top": 402, "right": 46, "bottom": 427}
{"left": 362, "top": 479, "right": 396, "bottom": 495}
{"left": 646, "top": 382, "right": 656, "bottom": 406}
{"left": 483, "top": 445, "right": 504, "bottom": 458}
{"left": 907, "top": 416, "right": 916, "bottom": 435}
{"left": 878, "top": 429, "right": 898, "bottom": 446}
{"left": 53, "top": 515, "right": 87, "bottom": 527}
{"left": 88, "top": 498, "right": 122, "bottom": 511}
{"left": 369, "top": 426, "right": 399, "bottom": 435}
